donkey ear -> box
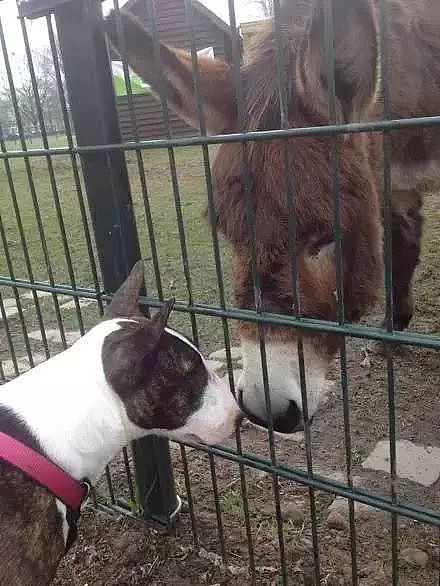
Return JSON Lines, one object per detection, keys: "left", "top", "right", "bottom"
{"left": 104, "top": 10, "right": 237, "bottom": 134}
{"left": 105, "top": 261, "right": 145, "bottom": 319}
{"left": 298, "top": 0, "right": 379, "bottom": 123}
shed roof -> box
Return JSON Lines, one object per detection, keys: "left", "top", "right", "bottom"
{"left": 122, "top": 0, "right": 232, "bottom": 37}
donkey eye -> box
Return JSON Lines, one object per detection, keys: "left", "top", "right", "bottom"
{"left": 308, "top": 236, "right": 335, "bottom": 256}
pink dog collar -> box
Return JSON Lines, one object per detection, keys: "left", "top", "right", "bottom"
{"left": 0, "top": 430, "right": 89, "bottom": 511}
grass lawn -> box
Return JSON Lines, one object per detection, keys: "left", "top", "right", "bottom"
{"left": 0, "top": 138, "right": 236, "bottom": 365}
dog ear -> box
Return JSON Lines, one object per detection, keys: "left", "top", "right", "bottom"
{"left": 105, "top": 261, "right": 145, "bottom": 319}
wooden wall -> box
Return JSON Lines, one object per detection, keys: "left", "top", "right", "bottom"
{"left": 117, "top": 0, "right": 233, "bottom": 141}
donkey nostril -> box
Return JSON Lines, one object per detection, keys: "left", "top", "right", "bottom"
{"left": 272, "top": 401, "right": 302, "bottom": 434}
{"left": 235, "top": 411, "right": 245, "bottom": 427}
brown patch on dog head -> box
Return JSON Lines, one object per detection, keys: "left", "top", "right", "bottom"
{"left": 102, "top": 301, "right": 210, "bottom": 431}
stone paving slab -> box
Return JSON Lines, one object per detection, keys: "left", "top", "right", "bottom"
{"left": 362, "top": 439, "right": 440, "bottom": 487}
{"left": 22, "top": 291, "right": 70, "bottom": 303}
{"left": 22, "top": 291, "right": 52, "bottom": 300}
{"left": 209, "top": 347, "right": 242, "bottom": 361}
{"left": 1, "top": 306, "right": 23, "bottom": 319}
{"left": 2, "top": 298, "right": 18, "bottom": 309}
{"left": 1, "top": 353, "right": 47, "bottom": 378}
{"left": 204, "top": 359, "right": 225, "bottom": 372}
{"left": 59, "top": 298, "right": 96, "bottom": 310}
{"left": 28, "top": 328, "right": 82, "bottom": 346}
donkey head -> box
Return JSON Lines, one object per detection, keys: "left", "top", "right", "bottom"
{"left": 104, "top": 0, "right": 383, "bottom": 434}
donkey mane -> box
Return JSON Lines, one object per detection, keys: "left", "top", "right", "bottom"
{"left": 243, "top": 22, "right": 304, "bottom": 133}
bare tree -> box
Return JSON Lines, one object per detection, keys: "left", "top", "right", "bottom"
{"left": 0, "top": 93, "right": 15, "bottom": 137}
{"left": 247, "top": 0, "right": 274, "bottom": 17}
{"left": 0, "top": 45, "right": 65, "bottom": 139}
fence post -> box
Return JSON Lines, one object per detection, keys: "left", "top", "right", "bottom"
{"left": 19, "top": 0, "right": 180, "bottom": 526}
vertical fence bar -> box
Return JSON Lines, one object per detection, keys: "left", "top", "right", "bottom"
{"left": 271, "top": 1, "right": 323, "bottom": 581}
{"left": 182, "top": 0, "right": 236, "bottom": 565}
{"left": 45, "top": 14, "right": 104, "bottom": 320}
{"left": 35, "top": 0, "right": 181, "bottom": 525}
{"left": 0, "top": 182, "right": 33, "bottom": 370}
{"left": 0, "top": 289, "right": 19, "bottom": 378}
{"left": 146, "top": 0, "right": 199, "bottom": 345}
{"left": 322, "top": 0, "right": 358, "bottom": 582}
{"left": 179, "top": 444, "right": 199, "bottom": 547}
{"left": 226, "top": 4, "right": 257, "bottom": 578}
{"left": 226, "top": 1, "right": 288, "bottom": 582}
{"left": 17, "top": 6, "right": 85, "bottom": 340}
{"left": 111, "top": 0, "right": 164, "bottom": 506}
{"left": 0, "top": 15, "right": 51, "bottom": 361}
{"left": 378, "top": 1, "right": 399, "bottom": 583}
{"left": 111, "top": 0, "right": 164, "bottom": 301}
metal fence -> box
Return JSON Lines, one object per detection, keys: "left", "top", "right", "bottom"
{"left": 0, "top": 0, "right": 439, "bottom": 584}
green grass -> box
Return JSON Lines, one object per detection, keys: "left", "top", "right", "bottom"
{"left": 4, "top": 134, "right": 72, "bottom": 151}
{"left": 0, "top": 139, "right": 236, "bottom": 365}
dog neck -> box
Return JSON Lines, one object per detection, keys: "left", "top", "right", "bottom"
{"left": 0, "top": 320, "right": 146, "bottom": 485}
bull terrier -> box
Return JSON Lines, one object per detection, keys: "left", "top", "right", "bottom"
{"left": 0, "top": 261, "right": 241, "bottom": 585}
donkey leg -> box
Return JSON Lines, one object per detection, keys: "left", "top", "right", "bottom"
{"left": 390, "top": 189, "right": 423, "bottom": 331}
{"left": 368, "top": 189, "right": 423, "bottom": 354}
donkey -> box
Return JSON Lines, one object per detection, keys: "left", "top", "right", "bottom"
{"left": 104, "top": 0, "right": 440, "bottom": 433}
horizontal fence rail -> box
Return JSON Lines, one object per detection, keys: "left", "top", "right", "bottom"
{"left": 2, "top": 113, "right": 440, "bottom": 159}
{"left": 1, "top": 276, "right": 440, "bottom": 350}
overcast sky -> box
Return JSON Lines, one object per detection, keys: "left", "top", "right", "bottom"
{"left": 0, "top": 0, "right": 263, "bottom": 77}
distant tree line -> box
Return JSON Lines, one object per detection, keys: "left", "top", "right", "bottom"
{"left": 0, "top": 46, "right": 66, "bottom": 141}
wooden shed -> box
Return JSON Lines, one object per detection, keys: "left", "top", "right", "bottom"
{"left": 115, "top": 0, "right": 236, "bottom": 140}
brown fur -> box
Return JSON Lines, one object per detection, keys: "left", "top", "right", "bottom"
{"left": 0, "top": 467, "right": 64, "bottom": 586}
{"left": 103, "top": 12, "right": 236, "bottom": 133}
{"left": 0, "top": 409, "right": 65, "bottom": 586}
{"left": 104, "top": 0, "right": 440, "bottom": 358}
